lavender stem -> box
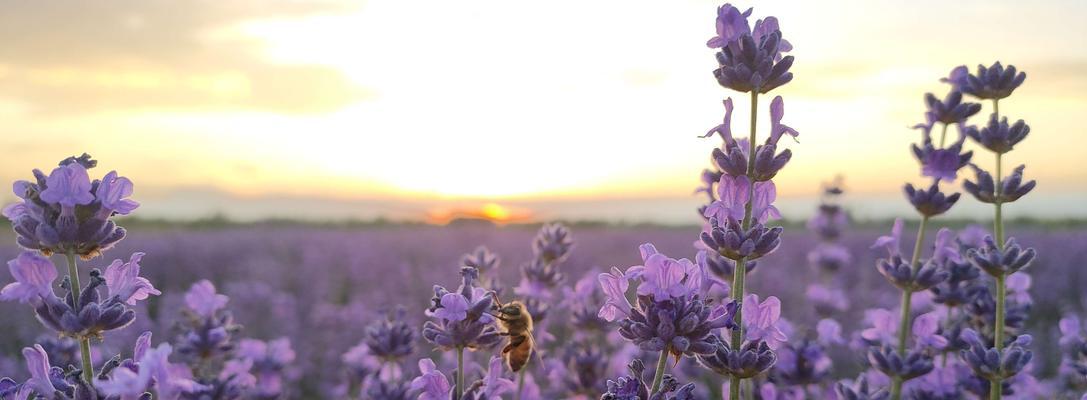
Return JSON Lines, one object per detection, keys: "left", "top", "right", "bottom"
{"left": 65, "top": 250, "right": 94, "bottom": 384}
{"left": 456, "top": 346, "right": 464, "bottom": 400}
{"left": 649, "top": 347, "right": 670, "bottom": 394}
{"left": 990, "top": 97, "right": 1006, "bottom": 399}
{"left": 890, "top": 215, "right": 930, "bottom": 400}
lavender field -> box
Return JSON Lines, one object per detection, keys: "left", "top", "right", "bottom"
{"left": 5, "top": 1, "right": 1087, "bottom": 399}
{"left": 1, "top": 223, "right": 1086, "bottom": 398}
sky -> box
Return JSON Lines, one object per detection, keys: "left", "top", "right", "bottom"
{"left": 1, "top": 0, "right": 1085, "bottom": 224}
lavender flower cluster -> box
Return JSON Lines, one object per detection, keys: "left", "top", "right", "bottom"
{"left": 2, "top": 4, "right": 1080, "bottom": 400}
{"left": 1, "top": 156, "right": 295, "bottom": 400}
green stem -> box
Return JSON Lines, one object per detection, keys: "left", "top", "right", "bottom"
{"left": 456, "top": 346, "right": 464, "bottom": 400}
{"left": 990, "top": 146, "right": 1006, "bottom": 400}
{"left": 65, "top": 251, "right": 94, "bottom": 383}
{"left": 890, "top": 216, "right": 930, "bottom": 400}
{"left": 939, "top": 123, "right": 949, "bottom": 148}
{"left": 990, "top": 273, "right": 1006, "bottom": 400}
{"left": 724, "top": 89, "right": 759, "bottom": 400}
{"left": 649, "top": 347, "right": 670, "bottom": 395}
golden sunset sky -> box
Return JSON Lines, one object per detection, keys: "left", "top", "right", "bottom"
{"left": 1, "top": 0, "right": 1085, "bottom": 223}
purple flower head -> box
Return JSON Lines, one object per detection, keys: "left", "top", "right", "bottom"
{"left": 701, "top": 216, "right": 782, "bottom": 261}
{"left": 433, "top": 293, "right": 469, "bottom": 322}
{"left": 877, "top": 253, "right": 948, "bottom": 292}
{"left": 22, "top": 344, "right": 57, "bottom": 397}
{"left": 871, "top": 218, "right": 903, "bottom": 257}
{"left": 867, "top": 345, "right": 934, "bottom": 381}
{"left": 423, "top": 267, "right": 500, "bottom": 350}
{"left": 5, "top": 154, "right": 132, "bottom": 259}
{"left": 184, "top": 280, "right": 229, "bottom": 318}
{"left": 698, "top": 337, "right": 778, "bottom": 379}
{"left": 103, "top": 252, "right": 160, "bottom": 306}
{"left": 944, "top": 62, "right": 1026, "bottom": 100}
{"left": 410, "top": 359, "right": 451, "bottom": 400}
{"left": 923, "top": 91, "right": 981, "bottom": 125}
{"left": 742, "top": 294, "right": 788, "bottom": 349}
{"left": 904, "top": 181, "right": 961, "bottom": 217}
{"left": 835, "top": 374, "right": 889, "bottom": 400}
{"left": 931, "top": 228, "right": 960, "bottom": 264}
{"left": 532, "top": 223, "right": 574, "bottom": 264}
{"left": 709, "top": 5, "right": 794, "bottom": 93}
{"left": 912, "top": 312, "right": 949, "bottom": 351}
{"left": 461, "top": 246, "right": 499, "bottom": 273}
{"left": 861, "top": 308, "right": 898, "bottom": 346}
{"left": 768, "top": 96, "right": 799, "bottom": 144}
{"left": 237, "top": 338, "right": 295, "bottom": 398}
{"left": 964, "top": 164, "right": 1036, "bottom": 204}
{"left": 617, "top": 292, "right": 732, "bottom": 358}
{"left": 463, "top": 356, "right": 515, "bottom": 399}
{"left": 807, "top": 205, "right": 848, "bottom": 240}
{"left": 706, "top": 4, "right": 752, "bottom": 48}
{"left": 960, "top": 329, "right": 1033, "bottom": 381}
{"left": 25, "top": 268, "right": 136, "bottom": 339}
{"left": 628, "top": 243, "right": 697, "bottom": 301}
{"left": 965, "top": 235, "right": 1035, "bottom": 277}
{"left": 773, "top": 340, "right": 832, "bottom": 387}
{"left": 816, "top": 319, "right": 845, "bottom": 346}
{"left": 95, "top": 171, "right": 139, "bottom": 216}
{"left": 597, "top": 266, "right": 633, "bottom": 322}
{"left": 360, "top": 308, "right": 415, "bottom": 375}
{"left": 967, "top": 115, "right": 1029, "bottom": 154}
{"left": 703, "top": 175, "right": 780, "bottom": 224}
{"left": 806, "top": 284, "right": 849, "bottom": 317}
{"left": 1, "top": 251, "right": 57, "bottom": 304}
{"left": 39, "top": 163, "right": 94, "bottom": 208}
{"left": 703, "top": 98, "right": 736, "bottom": 142}
{"left": 807, "top": 243, "right": 852, "bottom": 274}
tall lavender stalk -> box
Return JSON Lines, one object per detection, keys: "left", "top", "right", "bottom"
{"left": 700, "top": 3, "right": 795, "bottom": 398}
{"left": 951, "top": 62, "right": 1035, "bottom": 400}
{"left": 1, "top": 154, "right": 155, "bottom": 387}
{"left": 875, "top": 82, "right": 979, "bottom": 399}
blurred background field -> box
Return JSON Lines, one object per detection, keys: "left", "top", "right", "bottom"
{"left": 2, "top": 220, "right": 1084, "bottom": 396}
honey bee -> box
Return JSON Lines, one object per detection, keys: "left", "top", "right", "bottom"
{"left": 491, "top": 293, "right": 535, "bottom": 372}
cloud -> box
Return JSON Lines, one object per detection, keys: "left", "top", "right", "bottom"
{"left": 0, "top": 0, "right": 372, "bottom": 114}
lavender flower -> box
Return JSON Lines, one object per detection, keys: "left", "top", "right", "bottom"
{"left": 174, "top": 280, "right": 241, "bottom": 364}
{"left": 963, "top": 164, "right": 1036, "bottom": 204}
{"left": 867, "top": 345, "right": 934, "bottom": 381}
{"left": 236, "top": 338, "right": 296, "bottom": 399}
{"left": 3, "top": 154, "right": 135, "bottom": 259}
{"left": 102, "top": 252, "right": 160, "bottom": 306}
{"left": 698, "top": 337, "right": 777, "bottom": 379}
{"left": 707, "top": 4, "right": 794, "bottom": 93}
{"left": 1, "top": 251, "right": 57, "bottom": 304}
{"left": 922, "top": 91, "right": 982, "bottom": 125}
{"left": 961, "top": 329, "right": 1033, "bottom": 382}
{"left": 608, "top": 245, "right": 733, "bottom": 358}
{"left": 703, "top": 175, "right": 781, "bottom": 223}
{"left": 601, "top": 360, "right": 696, "bottom": 400}
{"left": 409, "top": 359, "right": 452, "bottom": 400}
{"left": 700, "top": 216, "right": 782, "bottom": 261}
{"left": 836, "top": 375, "right": 889, "bottom": 400}
{"left": 966, "top": 115, "right": 1030, "bottom": 154}
{"left": 943, "top": 62, "right": 1026, "bottom": 100}
{"left": 965, "top": 236, "right": 1036, "bottom": 277}
{"left": 903, "top": 182, "right": 961, "bottom": 217}
{"left": 459, "top": 356, "right": 515, "bottom": 400}
{"left": 423, "top": 267, "right": 500, "bottom": 350}
{"left": 532, "top": 223, "right": 574, "bottom": 264}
